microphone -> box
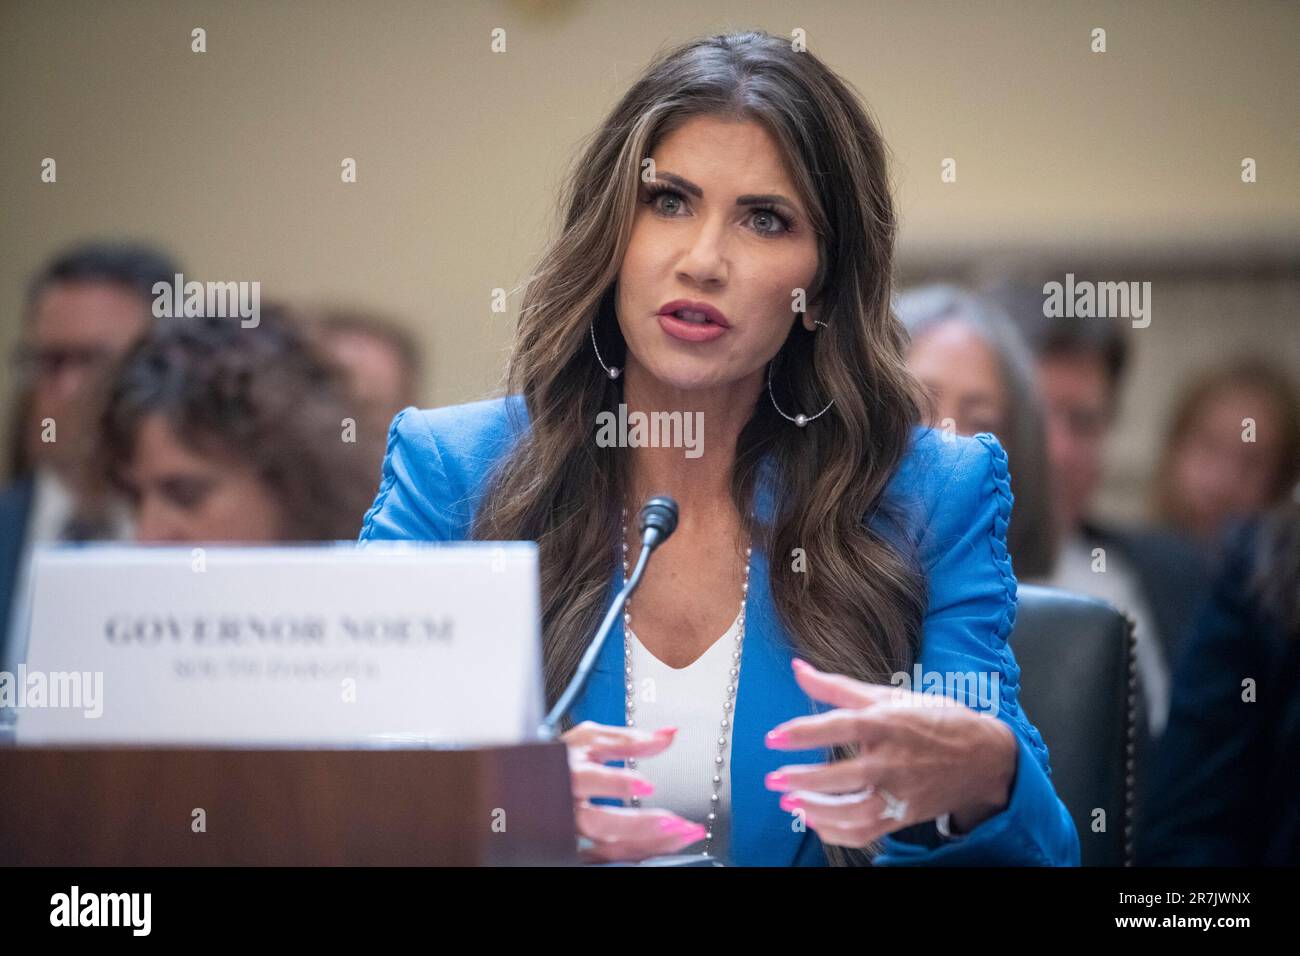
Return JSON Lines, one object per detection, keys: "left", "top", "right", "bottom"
{"left": 537, "top": 496, "right": 679, "bottom": 740}
{"left": 638, "top": 495, "right": 678, "bottom": 551}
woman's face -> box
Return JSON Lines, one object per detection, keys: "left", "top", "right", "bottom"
{"left": 1171, "top": 385, "right": 1285, "bottom": 535}
{"left": 615, "top": 115, "right": 821, "bottom": 396}
{"left": 122, "top": 414, "right": 287, "bottom": 543}
{"left": 906, "top": 318, "right": 1008, "bottom": 436}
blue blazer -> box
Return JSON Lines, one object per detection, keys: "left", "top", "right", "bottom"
{"left": 359, "top": 395, "right": 1080, "bottom": 867}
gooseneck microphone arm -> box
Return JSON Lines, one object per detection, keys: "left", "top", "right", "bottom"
{"left": 537, "top": 496, "right": 679, "bottom": 741}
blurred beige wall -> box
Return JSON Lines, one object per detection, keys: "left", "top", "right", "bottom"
{"left": 1, "top": 0, "right": 1297, "bottom": 514}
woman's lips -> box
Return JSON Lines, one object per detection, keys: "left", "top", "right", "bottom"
{"left": 654, "top": 300, "right": 730, "bottom": 343}
{"left": 657, "top": 311, "right": 729, "bottom": 343}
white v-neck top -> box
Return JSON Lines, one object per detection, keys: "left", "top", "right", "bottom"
{"left": 625, "top": 609, "right": 741, "bottom": 864}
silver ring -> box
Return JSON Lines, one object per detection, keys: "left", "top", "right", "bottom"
{"left": 863, "top": 785, "right": 909, "bottom": 822}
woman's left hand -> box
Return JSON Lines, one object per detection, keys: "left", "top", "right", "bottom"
{"left": 763, "top": 657, "right": 1018, "bottom": 848}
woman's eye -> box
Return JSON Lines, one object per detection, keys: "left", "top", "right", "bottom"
{"left": 648, "top": 189, "right": 685, "bottom": 215}
{"left": 162, "top": 477, "right": 214, "bottom": 510}
{"left": 750, "top": 208, "right": 790, "bottom": 236}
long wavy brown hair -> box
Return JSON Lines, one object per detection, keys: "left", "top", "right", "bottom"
{"left": 472, "top": 31, "right": 929, "bottom": 863}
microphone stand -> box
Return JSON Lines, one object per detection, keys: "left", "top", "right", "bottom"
{"left": 537, "top": 536, "right": 654, "bottom": 741}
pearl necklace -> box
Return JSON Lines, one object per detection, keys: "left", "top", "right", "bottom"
{"left": 621, "top": 508, "right": 752, "bottom": 858}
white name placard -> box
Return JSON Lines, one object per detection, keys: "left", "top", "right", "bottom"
{"left": 9, "top": 543, "right": 544, "bottom": 746}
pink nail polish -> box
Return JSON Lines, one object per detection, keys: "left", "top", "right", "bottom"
{"left": 632, "top": 779, "right": 654, "bottom": 796}
{"left": 765, "top": 771, "right": 789, "bottom": 790}
{"left": 658, "top": 817, "right": 688, "bottom": 834}
{"left": 780, "top": 793, "right": 803, "bottom": 812}
{"left": 766, "top": 729, "right": 790, "bottom": 746}
{"left": 655, "top": 726, "right": 678, "bottom": 737}
{"left": 791, "top": 657, "right": 811, "bottom": 671}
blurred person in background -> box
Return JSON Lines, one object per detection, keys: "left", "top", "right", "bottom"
{"left": 1151, "top": 357, "right": 1300, "bottom": 548}
{"left": 308, "top": 306, "right": 423, "bottom": 430}
{"left": 99, "top": 305, "right": 384, "bottom": 543}
{"left": 894, "top": 284, "right": 1056, "bottom": 580}
{"left": 987, "top": 281, "right": 1211, "bottom": 746}
{"left": 1139, "top": 499, "right": 1300, "bottom": 865}
{"left": 0, "top": 241, "right": 179, "bottom": 665}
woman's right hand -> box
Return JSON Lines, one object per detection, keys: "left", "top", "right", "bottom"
{"left": 561, "top": 720, "right": 707, "bottom": 862}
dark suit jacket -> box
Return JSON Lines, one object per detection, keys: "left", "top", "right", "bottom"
{"left": 1080, "top": 520, "right": 1213, "bottom": 828}
{"left": 0, "top": 477, "right": 35, "bottom": 666}
{"left": 1080, "top": 520, "right": 1211, "bottom": 671}
{"left": 1138, "top": 516, "right": 1300, "bottom": 865}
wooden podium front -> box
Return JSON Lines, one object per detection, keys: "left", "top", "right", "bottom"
{"left": 0, "top": 742, "right": 578, "bottom": 866}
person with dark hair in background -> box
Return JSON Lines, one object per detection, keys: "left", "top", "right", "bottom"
{"left": 986, "top": 281, "right": 1211, "bottom": 729}
{"left": 1139, "top": 499, "right": 1300, "bottom": 865}
{"left": 985, "top": 280, "right": 1212, "bottom": 835}
{"left": 99, "top": 305, "right": 384, "bottom": 543}
{"left": 1152, "top": 357, "right": 1300, "bottom": 548}
{"left": 308, "top": 306, "right": 423, "bottom": 430}
{"left": 0, "top": 241, "right": 180, "bottom": 666}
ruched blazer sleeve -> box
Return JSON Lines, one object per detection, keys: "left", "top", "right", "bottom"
{"left": 870, "top": 431, "right": 1080, "bottom": 866}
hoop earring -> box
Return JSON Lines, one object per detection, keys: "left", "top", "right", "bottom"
{"left": 767, "top": 360, "right": 834, "bottom": 427}
{"left": 590, "top": 320, "right": 620, "bottom": 379}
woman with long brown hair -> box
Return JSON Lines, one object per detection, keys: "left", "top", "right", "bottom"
{"left": 361, "top": 31, "right": 1077, "bottom": 866}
